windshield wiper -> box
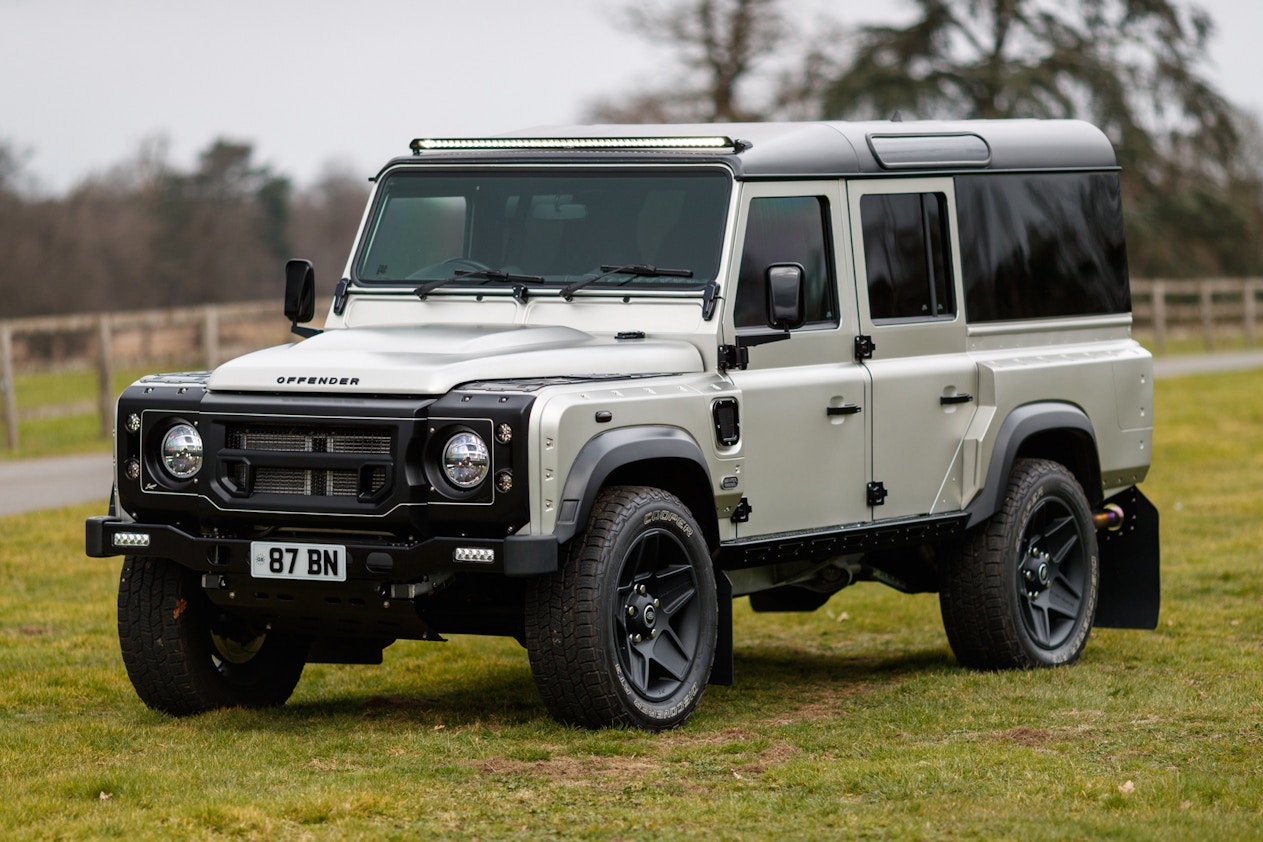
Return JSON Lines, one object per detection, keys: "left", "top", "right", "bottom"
{"left": 414, "top": 268, "right": 546, "bottom": 300}
{"left": 560, "top": 264, "right": 694, "bottom": 301}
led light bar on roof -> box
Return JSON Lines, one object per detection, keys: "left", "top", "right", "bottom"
{"left": 409, "top": 136, "right": 743, "bottom": 153}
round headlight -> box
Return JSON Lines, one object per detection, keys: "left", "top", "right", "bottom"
{"left": 161, "top": 423, "right": 203, "bottom": 480}
{"left": 442, "top": 432, "right": 489, "bottom": 489}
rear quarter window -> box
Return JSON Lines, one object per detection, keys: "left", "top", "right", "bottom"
{"left": 956, "top": 172, "right": 1130, "bottom": 322}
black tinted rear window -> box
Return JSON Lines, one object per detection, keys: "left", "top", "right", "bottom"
{"left": 956, "top": 172, "right": 1130, "bottom": 322}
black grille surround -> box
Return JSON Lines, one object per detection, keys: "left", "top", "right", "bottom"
{"left": 114, "top": 382, "right": 536, "bottom": 539}
{"left": 203, "top": 409, "right": 418, "bottom": 519}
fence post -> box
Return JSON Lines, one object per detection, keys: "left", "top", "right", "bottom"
{"left": 1200, "top": 283, "right": 1215, "bottom": 351}
{"left": 1151, "top": 280, "right": 1167, "bottom": 352}
{"left": 97, "top": 314, "right": 113, "bottom": 439}
{"left": 1246, "top": 279, "right": 1258, "bottom": 348}
{"left": 1, "top": 323, "right": 17, "bottom": 451}
{"left": 204, "top": 306, "right": 220, "bottom": 369}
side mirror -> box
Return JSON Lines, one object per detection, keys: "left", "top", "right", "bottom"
{"left": 284, "top": 259, "right": 320, "bottom": 338}
{"left": 766, "top": 263, "right": 805, "bottom": 330}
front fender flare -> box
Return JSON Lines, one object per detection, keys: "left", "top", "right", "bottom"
{"left": 552, "top": 426, "right": 711, "bottom": 546}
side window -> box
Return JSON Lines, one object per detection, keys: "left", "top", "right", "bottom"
{"left": 955, "top": 173, "right": 1130, "bottom": 321}
{"left": 860, "top": 192, "right": 954, "bottom": 321}
{"left": 734, "top": 196, "right": 836, "bottom": 329}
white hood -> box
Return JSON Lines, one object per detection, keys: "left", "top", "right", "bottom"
{"left": 207, "top": 324, "right": 703, "bottom": 394}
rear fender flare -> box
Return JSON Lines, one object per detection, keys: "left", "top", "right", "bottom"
{"left": 966, "top": 402, "right": 1101, "bottom": 528}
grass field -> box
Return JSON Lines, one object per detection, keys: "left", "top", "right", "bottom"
{"left": 2, "top": 370, "right": 1261, "bottom": 840}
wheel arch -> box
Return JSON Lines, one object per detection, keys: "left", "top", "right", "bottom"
{"left": 551, "top": 426, "right": 732, "bottom": 687}
{"left": 966, "top": 402, "right": 1102, "bottom": 528}
{"left": 552, "top": 426, "right": 720, "bottom": 551}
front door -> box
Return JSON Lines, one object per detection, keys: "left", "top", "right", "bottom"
{"left": 723, "top": 181, "right": 871, "bottom": 536}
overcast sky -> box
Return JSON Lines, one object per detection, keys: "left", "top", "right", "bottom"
{"left": 1, "top": 0, "right": 1259, "bottom": 194}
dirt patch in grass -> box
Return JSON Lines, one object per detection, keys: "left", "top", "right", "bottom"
{"left": 998, "top": 726, "right": 1057, "bottom": 747}
{"left": 470, "top": 754, "right": 665, "bottom": 786}
{"left": 467, "top": 730, "right": 805, "bottom": 787}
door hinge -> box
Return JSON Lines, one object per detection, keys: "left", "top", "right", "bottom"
{"left": 854, "top": 334, "right": 876, "bottom": 361}
{"left": 867, "top": 481, "right": 888, "bottom": 507}
{"left": 719, "top": 331, "right": 792, "bottom": 371}
{"left": 718, "top": 344, "right": 750, "bottom": 372}
{"left": 730, "top": 497, "right": 753, "bottom": 523}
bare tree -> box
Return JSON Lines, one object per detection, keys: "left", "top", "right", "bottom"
{"left": 288, "top": 164, "right": 371, "bottom": 286}
{"left": 151, "top": 140, "right": 291, "bottom": 306}
{"left": 809, "top": 0, "right": 1238, "bottom": 172}
{"left": 587, "top": 0, "right": 790, "bottom": 123}
{"left": 0, "top": 135, "right": 379, "bottom": 318}
{"left": 0, "top": 141, "right": 23, "bottom": 194}
{"left": 597, "top": 0, "right": 1263, "bottom": 278}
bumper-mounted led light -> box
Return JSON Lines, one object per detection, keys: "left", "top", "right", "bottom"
{"left": 454, "top": 547, "right": 495, "bottom": 564}
{"left": 113, "top": 532, "right": 151, "bottom": 548}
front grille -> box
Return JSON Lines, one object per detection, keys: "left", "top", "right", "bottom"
{"left": 236, "top": 464, "right": 389, "bottom": 497}
{"left": 222, "top": 422, "right": 394, "bottom": 501}
{"left": 226, "top": 425, "right": 391, "bottom": 455}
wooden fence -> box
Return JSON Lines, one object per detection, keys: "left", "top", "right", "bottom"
{"left": 0, "top": 299, "right": 327, "bottom": 451}
{"left": 1129, "top": 279, "right": 1262, "bottom": 352}
{"left": 0, "top": 282, "right": 1260, "bottom": 452}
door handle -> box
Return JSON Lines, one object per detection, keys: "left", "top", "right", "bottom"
{"left": 826, "top": 404, "right": 863, "bottom": 416}
{"left": 939, "top": 393, "right": 974, "bottom": 405}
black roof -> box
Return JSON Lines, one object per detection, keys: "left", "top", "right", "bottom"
{"left": 387, "top": 119, "right": 1118, "bottom": 178}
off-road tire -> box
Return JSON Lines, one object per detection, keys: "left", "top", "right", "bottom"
{"left": 940, "top": 459, "right": 1100, "bottom": 669}
{"left": 525, "top": 486, "right": 717, "bottom": 731}
{"left": 118, "top": 556, "right": 309, "bottom": 715}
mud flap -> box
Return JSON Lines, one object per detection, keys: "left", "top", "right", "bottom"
{"left": 1095, "top": 486, "right": 1160, "bottom": 629}
{"left": 710, "top": 570, "right": 734, "bottom": 685}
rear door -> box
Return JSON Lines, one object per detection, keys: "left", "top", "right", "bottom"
{"left": 846, "top": 178, "right": 978, "bottom": 519}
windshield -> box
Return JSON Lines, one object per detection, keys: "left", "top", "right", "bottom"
{"left": 354, "top": 168, "right": 732, "bottom": 290}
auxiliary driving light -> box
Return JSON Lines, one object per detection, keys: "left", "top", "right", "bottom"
{"left": 495, "top": 470, "right": 513, "bottom": 493}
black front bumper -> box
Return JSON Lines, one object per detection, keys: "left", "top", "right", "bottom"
{"left": 85, "top": 515, "right": 558, "bottom": 580}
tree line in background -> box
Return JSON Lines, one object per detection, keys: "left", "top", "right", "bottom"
{"left": 0, "top": 138, "right": 368, "bottom": 319}
{"left": 2, "top": 0, "right": 1261, "bottom": 319}
{"left": 588, "top": 0, "right": 1263, "bottom": 281}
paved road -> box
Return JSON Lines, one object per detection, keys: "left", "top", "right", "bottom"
{"left": 2, "top": 350, "right": 1262, "bottom": 518}
{"left": 0, "top": 452, "right": 114, "bottom": 517}
{"left": 1151, "top": 349, "right": 1263, "bottom": 378}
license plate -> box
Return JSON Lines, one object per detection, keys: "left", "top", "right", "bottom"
{"left": 250, "top": 541, "right": 347, "bottom": 582}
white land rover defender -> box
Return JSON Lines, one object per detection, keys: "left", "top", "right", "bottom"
{"left": 87, "top": 120, "right": 1160, "bottom": 730}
